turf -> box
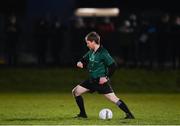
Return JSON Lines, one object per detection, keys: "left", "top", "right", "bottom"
{"left": 0, "top": 67, "right": 179, "bottom": 93}
{"left": 0, "top": 93, "right": 180, "bottom": 125}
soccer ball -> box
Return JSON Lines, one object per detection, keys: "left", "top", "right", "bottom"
{"left": 99, "top": 108, "right": 113, "bottom": 120}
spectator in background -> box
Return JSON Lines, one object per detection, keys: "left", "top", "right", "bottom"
{"left": 118, "top": 20, "right": 133, "bottom": 33}
{"left": 129, "top": 13, "right": 138, "bottom": 30}
{"left": 97, "top": 17, "right": 115, "bottom": 56}
{"left": 5, "top": 13, "right": 20, "bottom": 66}
{"left": 137, "top": 19, "right": 150, "bottom": 68}
{"left": 146, "top": 20, "right": 158, "bottom": 69}
{"left": 70, "top": 17, "right": 86, "bottom": 62}
{"left": 117, "top": 19, "right": 134, "bottom": 67}
{"left": 50, "top": 16, "right": 64, "bottom": 66}
{"left": 171, "top": 15, "right": 180, "bottom": 69}
{"left": 33, "top": 17, "right": 50, "bottom": 66}
{"left": 85, "top": 17, "right": 97, "bottom": 34}
{"left": 128, "top": 13, "right": 139, "bottom": 67}
{"left": 97, "top": 17, "right": 115, "bottom": 33}
{"left": 157, "top": 13, "right": 171, "bottom": 69}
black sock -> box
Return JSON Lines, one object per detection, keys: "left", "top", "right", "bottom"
{"left": 75, "top": 96, "right": 86, "bottom": 115}
{"left": 116, "top": 99, "right": 132, "bottom": 115}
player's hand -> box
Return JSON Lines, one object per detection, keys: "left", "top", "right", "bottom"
{"left": 77, "top": 61, "right": 83, "bottom": 68}
{"left": 99, "top": 77, "right": 108, "bottom": 85}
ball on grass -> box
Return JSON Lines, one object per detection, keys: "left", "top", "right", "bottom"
{"left": 99, "top": 108, "right": 113, "bottom": 120}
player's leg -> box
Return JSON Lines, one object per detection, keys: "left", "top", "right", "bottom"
{"left": 72, "top": 85, "right": 89, "bottom": 96}
{"left": 72, "top": 85, "right": 89, "bottom": 118}
{"left": 104, "top": 93, "right": 135, "bottom": 119}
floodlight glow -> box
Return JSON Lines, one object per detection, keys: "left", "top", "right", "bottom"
{"left": 75, "top": 8, "right": 120, "bottom": 17}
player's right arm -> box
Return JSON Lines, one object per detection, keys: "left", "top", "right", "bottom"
{"left": 77, "top": 61, "right": 83, "bottom": 68}
{"left": 77, "top": 51, "right": 90, "bottom": 69}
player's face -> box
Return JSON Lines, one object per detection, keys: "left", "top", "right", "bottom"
{"left": 86, "top": 40, "right": 95, "bottom": 50}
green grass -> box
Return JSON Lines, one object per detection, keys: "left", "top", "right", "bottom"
{"left": 0, "top": 93, "right": 180, "bottom": 125}
{"left": 0, "top": 67, "right": 179, "bottom": 93}
{"left": 0, "top": 68, "right": 179, "bottom": 124}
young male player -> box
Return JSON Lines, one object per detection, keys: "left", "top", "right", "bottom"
{"left": 72, "top": 31, "right": 135, "bottom": 119}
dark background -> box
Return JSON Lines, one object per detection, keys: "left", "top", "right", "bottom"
{"left": 0, "top": 0, "right": 179, "bottom": 68}
{"left": 0, "top": 0, "right": 179, "bottom": 93}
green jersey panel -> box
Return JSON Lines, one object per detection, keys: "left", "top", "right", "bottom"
{"left": 85, "top": 47, "right": 115, "bottom": 78}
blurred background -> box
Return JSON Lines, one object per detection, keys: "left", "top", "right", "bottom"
{"left": 0, "top": 0, "right": 179, "bottom": 93}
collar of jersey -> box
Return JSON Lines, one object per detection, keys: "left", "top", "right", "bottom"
{"left": 93, "top": 45, "right": 103, "bottom": 54}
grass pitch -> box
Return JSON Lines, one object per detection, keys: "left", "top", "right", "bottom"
{"left": 0, "top": 93, "right": 180, "bottom": 125}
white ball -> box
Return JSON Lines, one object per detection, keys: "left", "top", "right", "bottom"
{"left": 99, "top": 108, "right": 113, "bottom": 120}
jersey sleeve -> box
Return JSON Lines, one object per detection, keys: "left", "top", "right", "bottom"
{"left": 102, "top": 50, "right": 115, "bottom": 66}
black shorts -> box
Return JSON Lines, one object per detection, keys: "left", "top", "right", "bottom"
{"left": 80, "top": 78, "right": 114, "bottom": 94}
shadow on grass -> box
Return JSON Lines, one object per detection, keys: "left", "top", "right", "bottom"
{"left": 3, "top": 117, "right": 73, "bottom": 122}
{"left": 2, "top": 117, "right": 136, "bottom": 125}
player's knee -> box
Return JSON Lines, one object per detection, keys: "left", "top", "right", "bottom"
{"left": 72, "top": 88, "right": 76, "bottom": 97}
{"left": 72, "top": 87, "right": 79, "bottom": 97}
{"left": 104, "top": 94, "right": 119, "bottom": 103}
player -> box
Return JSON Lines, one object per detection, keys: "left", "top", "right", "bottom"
{"left": 72, "top": 31, "right": 135, "bottom": 119}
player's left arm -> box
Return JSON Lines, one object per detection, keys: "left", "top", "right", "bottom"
{"left": 99, "top": 51, "right": 117, "bottom": 84}
{"left": 107, "top": 62, "right": 117, "bottom": 78}
{"left": 103, "top": 50, "right": 117, "bottom": 78}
